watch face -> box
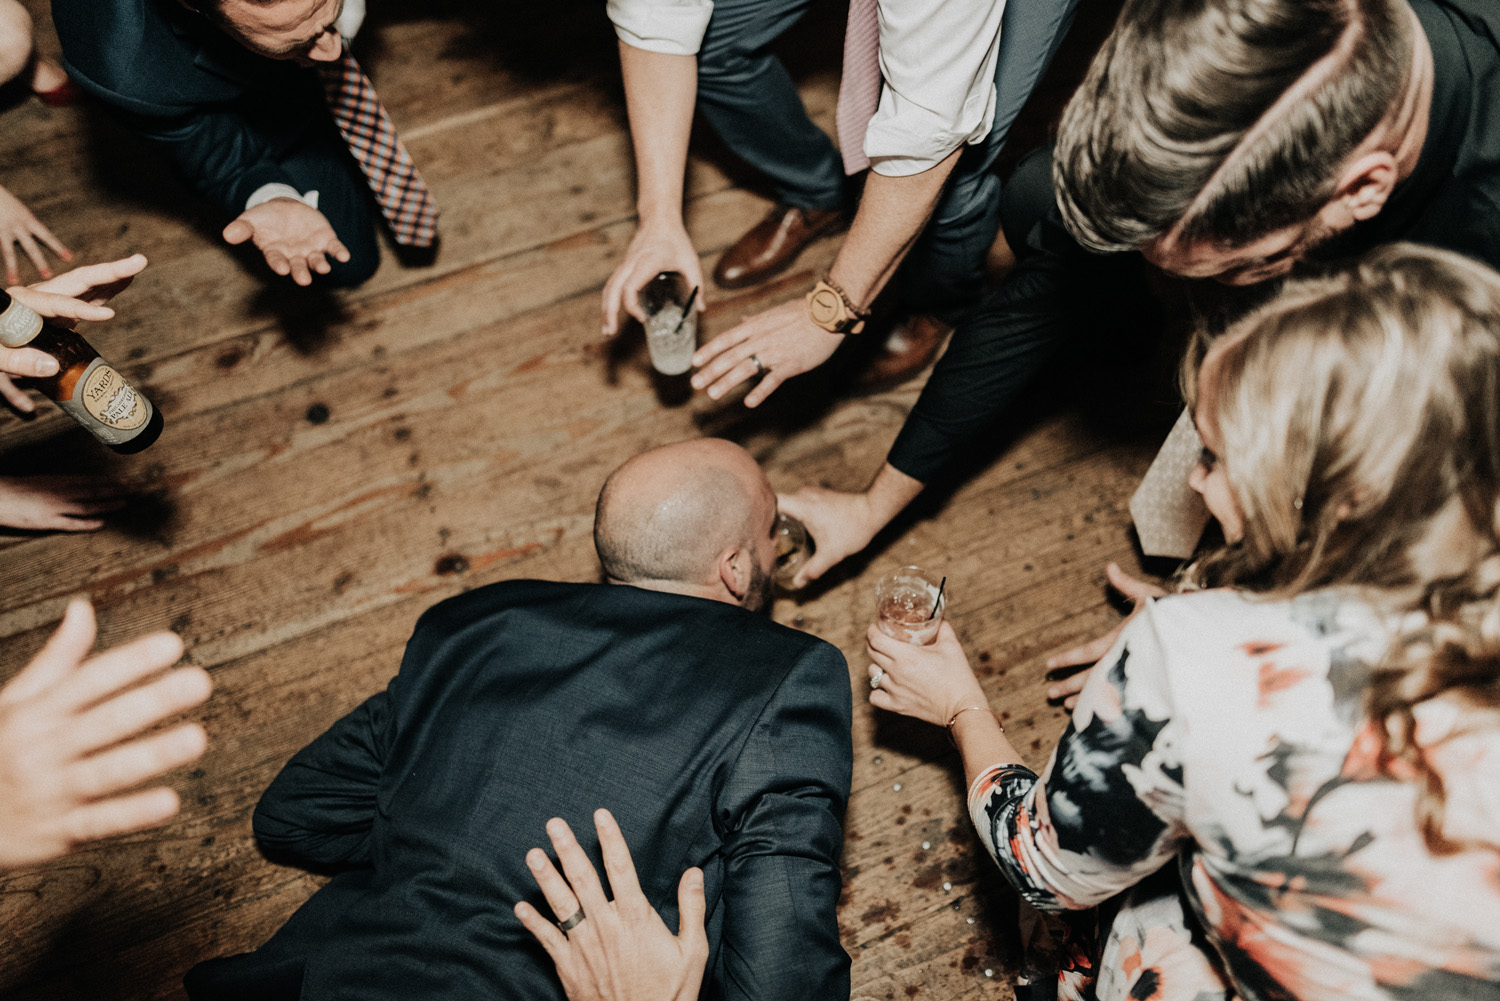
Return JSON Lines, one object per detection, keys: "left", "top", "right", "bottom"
{"left": 809, "top": 288, "right": 843, "bottom": 325}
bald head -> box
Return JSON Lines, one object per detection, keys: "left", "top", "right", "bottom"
{"left": 594, "top": 439, "right": 775, "bottom": 589}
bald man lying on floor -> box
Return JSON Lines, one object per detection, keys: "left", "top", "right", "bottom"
{"left": 185, "top": 439, "right": 854, "bottom": 1001}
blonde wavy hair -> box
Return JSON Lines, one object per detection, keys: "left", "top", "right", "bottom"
{"left": 1183, "top": 243, "right": 1500, "bottom": 852}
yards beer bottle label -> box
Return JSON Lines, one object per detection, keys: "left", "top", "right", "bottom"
{"left": 0, "top": 290, "right": 163, "bottom": 453}
{"left": 55, "top": 357, "right": 154, "bottom": 445}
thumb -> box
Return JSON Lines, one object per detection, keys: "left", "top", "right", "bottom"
{"left": 222, "top": 217, "right": 254, "bottom": 245}
{"left": 4, "top": 598, "right": 95, "bottom": 703}
{"left": 676, "top": 867, "right": 707, "bottom": 947}
{"left": 794, "top": 548, "right": 838, "bottom": 589}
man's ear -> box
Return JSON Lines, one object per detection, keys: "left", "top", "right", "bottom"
{"left": 1333, "top": 151, "right": 1399, "bottom": 223}
{"left": 717, "top": 545, "right": 750, "bottom": 601}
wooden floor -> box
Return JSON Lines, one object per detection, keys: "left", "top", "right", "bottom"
{"left": 0, "top": 1, "right": 1173, "bottom": 998}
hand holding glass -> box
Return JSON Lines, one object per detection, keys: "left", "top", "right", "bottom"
{"left": 638, "top": 272, "right": 699, "bottom": 376}
{"left": 875, "top": 566, "right": 947, "bottom": 645}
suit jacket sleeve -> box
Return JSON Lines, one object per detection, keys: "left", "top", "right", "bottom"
{"left": 711, "top": 642, "right": 853, "bottom": 1001}
{"left": 105, "top": 103, "right": 301, "bottom": 214}
{"left": 252, "top": 679, "right": 393, "bottom": 868}
{"left": 52, "top": 0, "right": 307, "bottom": 215}
{"left": 885, "top": 203, "right": 1093, "bottom": 482}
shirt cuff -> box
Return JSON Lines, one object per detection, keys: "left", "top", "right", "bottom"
{"left": 245, "top": 183, "right": 321, "bottom": 212}
{"left": 336, "top": 0, "right": 366, "bottom": 40}
{"left": 865, "top": 86, "right": 997, "bottom": 177}
{"left": 607, "top": 0, "right": 713, "bottom": 55}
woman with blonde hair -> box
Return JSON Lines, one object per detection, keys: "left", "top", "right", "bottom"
{"left": 512, "top": 243, "right": 1500, "bottom": 1000}
{"left": 863, "top": 242, "right": 1500, "bottom": 1000}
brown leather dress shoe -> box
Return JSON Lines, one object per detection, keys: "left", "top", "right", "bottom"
{"left": 855, "top": 314, "right": 952, "bottom": 391}
{"left": 713, "top": 204, "right": 847, "bottom": 289}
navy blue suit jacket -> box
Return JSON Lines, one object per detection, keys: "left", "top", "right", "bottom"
{"left": 52, "top": 0, "right": 333, "bottom": 214}
{"left": 186, "top": 580, "right": 853, "bottom": 1001}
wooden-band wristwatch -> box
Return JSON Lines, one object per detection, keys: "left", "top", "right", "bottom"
{"left": 805, "top": 276, "right": 870, "bottom": 334}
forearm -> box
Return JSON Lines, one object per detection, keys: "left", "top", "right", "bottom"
{"left": 619, "top": 42, "right": 697, "bottom": 225}
{"left": 951, "top": 710, "right": 1026, "bottom": 790}
{"left": 863, "top": 461, "right": 925, "bottom": 527}
{"left": 828, "top": 146, "right": 964, "bottom": 307}
{"left": 130, "top": 109, "right": 292, "bottom": 214}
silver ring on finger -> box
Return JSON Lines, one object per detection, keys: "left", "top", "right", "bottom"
{"left": 750, "top": 354, "right": 765, "bottom": 376}
{"left": 558, "top": 907, "right": 586, "bottom": 933}
{"left": 869, "top": 668, "right": 885, "bottom": 690}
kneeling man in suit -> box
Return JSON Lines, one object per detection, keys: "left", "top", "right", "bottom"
{"left": 185, "top": 438, "right": 853, "bottom": 1001}
{"left": 53, "top": 0, "right": 435, "bottom": 287}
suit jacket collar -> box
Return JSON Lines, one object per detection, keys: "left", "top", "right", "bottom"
{"left": 159, "top": 0, "right": 278, "bottom": 89}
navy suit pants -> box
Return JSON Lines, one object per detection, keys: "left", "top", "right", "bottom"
{"left": 695, "top": 0, "right": 1081, "bottom": 320}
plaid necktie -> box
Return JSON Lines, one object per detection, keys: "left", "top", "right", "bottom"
{"left": 835, "top": 0, "right": 882, "bottom": 175}
{"left": 317, "top": 45, "right": 438, "bottom": 247}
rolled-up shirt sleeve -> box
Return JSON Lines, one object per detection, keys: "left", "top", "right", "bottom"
{"left": 864, "top": 0, "right": 1005, "bottom": 176}
{"left": 607, "top": 0, "right": 715, "bottom": 55}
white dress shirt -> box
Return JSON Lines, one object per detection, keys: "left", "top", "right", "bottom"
{"left": 606, "top": 0, "right": 1005, "bottom": 176}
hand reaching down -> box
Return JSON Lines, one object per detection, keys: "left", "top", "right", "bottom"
{"left": 1044, "top": 562, "right": 1166, "bottom": 709}
{"left": 0, "top": 183, "right": 71, "bottom": 286}
{"left": 0, "top": 475, "right": 131, "bottom": 532}
{"left": 601, "top": 219, "right": 705, "bottom": 337}
{"left": 690, "top": 299, "right": 843, "bottom": 408}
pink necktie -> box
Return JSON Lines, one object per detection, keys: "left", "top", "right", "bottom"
{"left": 836, "top": 0, "right": 881, "bottom": 176}
{"left": 317, "top": 46, "right": 439, "bottom": 247}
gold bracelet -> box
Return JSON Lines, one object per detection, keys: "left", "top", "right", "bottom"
{"left": 946, "top": 705, "right": 999, "bottom": 747}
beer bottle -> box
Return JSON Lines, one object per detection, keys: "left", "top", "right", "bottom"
{"left": 0, "top": 288, "right": 163, "bottom": 454}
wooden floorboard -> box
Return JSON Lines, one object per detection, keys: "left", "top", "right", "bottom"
{"left": 0, "top": 1, "right": 1147, "bottom": 998}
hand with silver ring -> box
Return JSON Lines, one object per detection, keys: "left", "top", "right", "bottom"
{"left": 516, "top": 809, "right": 709, "bottom": 1001}
{"left": 690, "top": 298, "right": 845, "bottom": 408}
{"left": 869, "top": 667, "right": 885, "bottom": 690}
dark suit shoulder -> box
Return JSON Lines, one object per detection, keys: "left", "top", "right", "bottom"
{"left": 54, "top": 0, "right": 285, "bottom": 113}
{"left": 408, "top": 578, "right": 583, "bottom": 635}
{"left": 405, "top": 579, "right": 845, "bottom": 691}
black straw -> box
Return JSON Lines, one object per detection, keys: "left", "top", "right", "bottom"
{"left": 671, "top": 286, "right": 700, "bottom": 336}
{"left": 927, "top": 576, "right": 947, "bottom": 620}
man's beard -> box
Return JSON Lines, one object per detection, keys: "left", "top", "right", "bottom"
{"left": 742, "top": 559, "right": 774, "bottom": 613}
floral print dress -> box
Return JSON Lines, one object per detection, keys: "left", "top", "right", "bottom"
{"left": 968, "top": 589, "right": 1500, "bottom": 1001}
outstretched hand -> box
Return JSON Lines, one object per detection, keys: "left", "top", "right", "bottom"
{"left": 0, "top": 254, "right": 150, "bottom": 413}
{"left": 0, "top": 183, "right": 72, "bottom": 286}
{"left": 690, "top": 299, "right": 843, "bottom": 407}
{"left": 516, "top": 809, "right": 708, "bottom": 1001}
{"left": 223, "top": 198, "right": 350, "bottom": 286}
{"left": 0, "top": 475, "right": 132, "bottom": 532}
{"left": 1044, "top": 562, "right": 1165, "bottom": 709}
{"left": 0, "top": 599, "right": 210, "bottom": 870}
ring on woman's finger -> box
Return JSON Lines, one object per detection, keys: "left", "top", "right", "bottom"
{"left": 749, "top": 354, "right": 765, "bottom": 376}
{"left": 869, "top": 668, "right": 885, "bottom": 690}
{"left": 558, "top": 907, "right": 586, "bottom": 933}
